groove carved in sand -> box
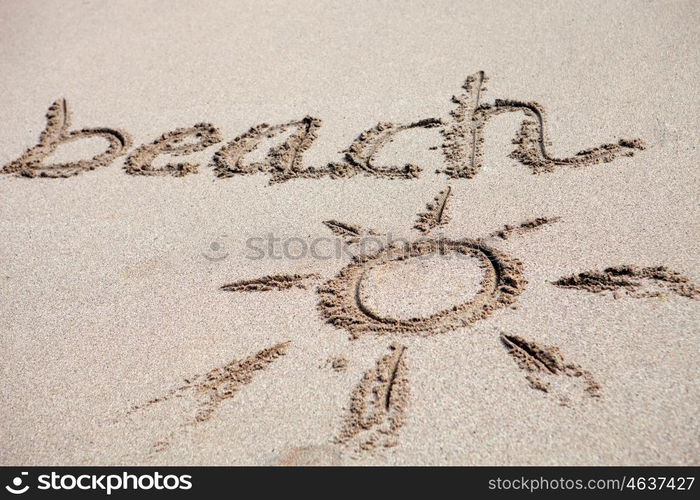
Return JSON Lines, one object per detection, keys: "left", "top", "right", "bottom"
{"left": 2, "top": 99, "right": 132, "bottom": 178}
{"left": 322, "top": 220, "right": 378, "bottom": 244}
{"left": 126, "top": 341, "right": 290, "bottom": 451}
{"left": 124, "top": 123, "right": 222, "bottom": 176}
{"left": 317, "top": 238, "right": 525, "bottom": 338}
{"left": 343, "top": 118, "right": 443, "bottom": 179}
{"left": 414, "top": 186, "right": 452, "bottom": 233}
{"left": 221, "top": 273, "right": 321, "bottom": 292}
{"left": 489, "top": 216, "right": 562, "bottom": 240}
{"left": 439, "top": 71, "right": 645, "bottom": 178}
{"left": 500, "top": 333, "right": 601, "bottom": 403}
{"left": 211, "top": 116, "right": 324, "bottom": 183}
{"left": 553, "top": 265, "right": 700, "bottom": 299}
{"left": 337, "top": 343, "right": 409, "bottom": 451}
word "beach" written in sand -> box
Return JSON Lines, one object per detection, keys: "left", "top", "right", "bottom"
{"left": 3, "top": 71, "right": 645, "bottom": 182}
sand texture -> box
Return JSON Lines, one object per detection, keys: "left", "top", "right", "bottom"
{"left": 0, "top": 0, "right": 698, "bottom": 465}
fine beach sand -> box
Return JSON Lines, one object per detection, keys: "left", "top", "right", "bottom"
{"left": 0, "top": 0, "right": 698, "bottom": 465}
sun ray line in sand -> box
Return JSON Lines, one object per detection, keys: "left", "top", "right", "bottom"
{"left": 336, "top": 343, "right": 409, "bottom": 453}
{"left": 414, "top": 186, "right": 452, "bottom": 233}
{"left": 488, "top": 216, "right": 562, "bottom": 240}
{"left": 123, "top": 341, "right": 290, "bottom": 452}
{"left": 221, "top": 273, "right": 321, "bottom": 292}
{"left": 322, "top": 220, "right": 380, "bottom": 244}
{"left": 553, "top": 265, "right": 700, "bottom": 299}
{"left": 500, "top": 333, "right": 601, "bottom": 406}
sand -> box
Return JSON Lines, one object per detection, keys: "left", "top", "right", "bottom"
{"left": 0, "top": 0, "right": 698, "bottom": 465}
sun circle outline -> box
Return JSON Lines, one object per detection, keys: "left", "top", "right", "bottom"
{"left": 317, "top": 238, "right": 525, "bottom": 337}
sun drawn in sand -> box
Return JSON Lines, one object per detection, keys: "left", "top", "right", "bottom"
{"left": 121, "top": 184, "right": 698, "bottom": 457}
{"left": 217, "top": 188, "right": 591, "bottom": 451}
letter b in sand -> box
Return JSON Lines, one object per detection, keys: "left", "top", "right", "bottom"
{"left": 2, "top": 99, "right": 131, "bottom": 178}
